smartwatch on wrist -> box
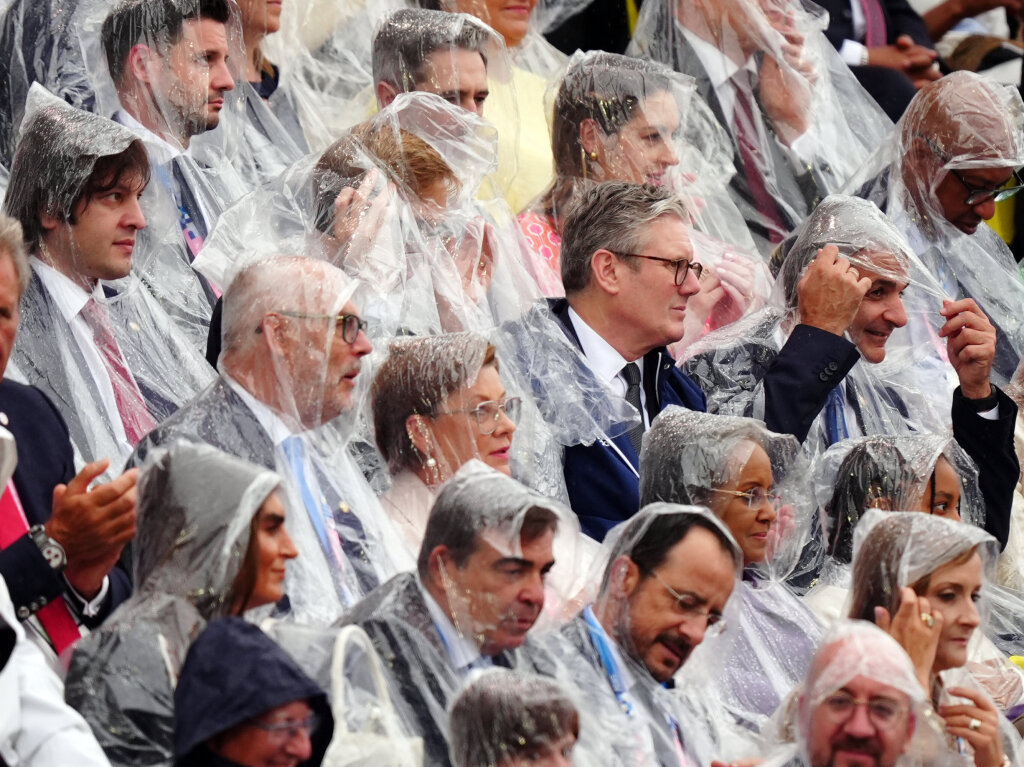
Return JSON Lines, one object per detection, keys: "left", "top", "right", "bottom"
{"left": 28, "top": 525, "right": 67, "bottom": 571}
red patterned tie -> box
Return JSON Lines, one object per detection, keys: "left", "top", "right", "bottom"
{"left": 79, "top": 298, "right": 156, "bottom": 446}
{"left": 859, "top": 0, "right": 888, "bottom": 47}
{"left": 0, "top": 480, "right": 82, "bottom": 655}
{"left": 731, "top": 71, "right": 789, "bottom": 245}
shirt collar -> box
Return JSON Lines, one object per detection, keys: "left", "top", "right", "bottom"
{"left": 567, "top": 306, "right": 637, "bottom": 387}
{"left": 113, "top": 109, "right": 184, "bottom": 165}
{"left": 30, "top": 257, "right": 101, "bottom": 323}
{"left": 679, "top": 25, "right": 746, "bottom": 91}
{"left": 418, "top": 575, "right": 484, "bottom": 673}
{"left": 222, "top": 373, "right": 296, "bottom": 447}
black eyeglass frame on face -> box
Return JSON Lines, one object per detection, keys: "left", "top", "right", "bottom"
{"left": 919, "top": 134, "right": 1024, "bottom": 206}
{"left": 256, "top": 311, "right": 368, "bottom": 344}
{"left": 612, "top": 251, "right": 703, "bottom": 286}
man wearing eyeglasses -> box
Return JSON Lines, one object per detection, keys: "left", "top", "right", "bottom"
{"left": 790, "top": 621, "right": 928, "bottom": 767}
{"left": 131, "top": 256, "right": 394, "bottom": 619}
{"left": 525, "top": 505, "right": 742, "bottom": 767}
{"left": 846, "top": 71, "right": 1024, "bottom": 383}
{"left": 555, "top": 182, "right": 867, "bottom": 539}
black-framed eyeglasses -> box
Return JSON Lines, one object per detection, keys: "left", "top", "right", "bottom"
{"left": 437, "top": 397, "right": 522, "bottom": 435}
{"left": 259, "top": 311, "right": 368, "bottom": 344}
{"left": 709, "top": 486, "right": 781, "bottom": 510}
{"left": 820, "top": 692, "right": 908, "bottom": 731}
{"left": 651, "top": 571, "right": 726, "bottom": 632}
{"left": 614, "top": 252, "right": 703, "bottom": 286}
{"left": 249, "top": 713, "right": 319, "bottom": 742}
{"left": 919, "top": 134, "right": 1024, "bottom": 206}
{"left": 949, "top": 167, "right": 1024, "bottom": 206}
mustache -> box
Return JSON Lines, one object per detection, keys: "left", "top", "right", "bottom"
{"left": 656, "top": 632, "right": 694, "bottom": 664}
{"left": 830, "top": 737, "right": 881, "bottom": 762}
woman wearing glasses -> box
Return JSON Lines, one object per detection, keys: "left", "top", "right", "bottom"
{"left": 371, "top": 333, "right": 521, "bottom": 561}
{"left": 848, "top": 509, "right": 1020, "bottom": 767}
{"left": 639, "top": 406, "right": 824, "bottom": 734}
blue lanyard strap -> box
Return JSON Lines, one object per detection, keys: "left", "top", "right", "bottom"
{"left": 583, "top": 606, "right": 635, "bottom": 716}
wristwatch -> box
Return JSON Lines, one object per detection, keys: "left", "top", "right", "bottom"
{"left": 28, "top": 524, "right": 67, "bottom": 571}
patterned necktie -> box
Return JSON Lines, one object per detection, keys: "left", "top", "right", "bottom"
{"left": 730, "top": 70, "right": 789, "bottom": 245}
{"left": 824, "top": 385, "right": 850, "bottom": 446}
{"left": 859, "top": 0, "right": 888, "bottom": 47}
{"left": 622, "top": 362, "right": 645, "bottom": 456}
{"left": 79, "top": 298, "right": 156, "bottom": 446}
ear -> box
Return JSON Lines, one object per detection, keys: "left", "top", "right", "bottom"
{"left": 579, "top": 117, "right": 605, "bottom": 159}
{"left": 902, "top": 710, "right": 916, "bottom": 750}
{"left": 376, "top": 81, "right": 399, "bottom": 109}
{"left": 589, "top": 247, "right": 623, "bottom": 296}
{"left": 127, "top": 43, "right": 156, "bottom": 85}
{"left": 610, "top": 555, "right": 641, "bottom": 598}
{"left": 39, "top": 210, "right": 61, "bottom": 233}
{"left": 259, "top": 313, "right": 287, "bottom": 355}
{"left": 406, "top": 414, "right": 434, "bottom": 457}
{"left": 427, "top": 544, "right": 452, "bottom": 583}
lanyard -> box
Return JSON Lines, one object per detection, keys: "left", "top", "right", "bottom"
{"left": 583, "top": 606, "right": 635, "bottom": 716}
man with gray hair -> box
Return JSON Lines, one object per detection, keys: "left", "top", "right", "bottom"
{"left": 130, "top": 255, "right": 384, "bottom": 616}
{"left": 556, "top": 181, "right": 866, "bottom": 539}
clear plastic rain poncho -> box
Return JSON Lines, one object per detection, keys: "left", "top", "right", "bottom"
{"left": 0, "top": 0, "right": 95, "bottom": 167}
{"left": 758, "top": 619, "right": 948, "bottom": 767}
{"left": 850, "top": 510, "right": 1024, "bottom": 729}
{"left": 63, "top": 440, "right": 282, "bottom": 767}
{"left": 840, "top": 71, "right": 1024, "bottom": 385}
{"left": 526, "top": 503, "right": 746, "bottom": 766}
{"left": 2, "top": 86, "right": 214, "bottom": 470}
{"left": 519, "top": 49, "right": 771, "bottom": 312}
{"left": 193, "top": 90, "right": 638, "bottom": 502}
{"left": 447, "top": 669, "right": 579, "bottom": 767}
{"left": 75, "top": 0, "right": 304, "bottom": 190}
{"left": 339, "top": 459, "right": 579, "bottom": 767}
{"left": 682, "top": 193, "right": 959, "bottom": 459}
{"left": 628, "top": 0, "right": 892, "bottom": 253}
{"left": 406, "top": 0, "right": 568, "bottom": 79}
{"left": 131, "top": 254, "right": 409, "bottom": 624}
{"left": 638, "top": 406, "right": 824, "bottom": 734}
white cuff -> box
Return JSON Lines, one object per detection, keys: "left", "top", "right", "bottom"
{"left": 839, "top": 39, "right": 869, "bottom": 66}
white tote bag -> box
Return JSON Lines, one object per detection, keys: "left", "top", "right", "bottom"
{"left": 321, "top": 624, "right": 424, "bottom": 767}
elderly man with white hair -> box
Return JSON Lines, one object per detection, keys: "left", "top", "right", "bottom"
{"left": 130, "top": 255, "right": 394, "bottom": 621}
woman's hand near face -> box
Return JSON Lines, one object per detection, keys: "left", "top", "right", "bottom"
{"left": 940, "top": 686, "right": 1005, "bottom": 767}
{"left": 708, "top": 253, "right": 757, "bottom": 330}
{"left": 332, "top": 169, "right": 395, "bottom": 259}
{"left": 875, "top": 586, "right": 943, "bottom": 690}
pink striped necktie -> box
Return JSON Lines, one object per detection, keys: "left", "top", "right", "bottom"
{"left": 79, "top": 297, "right": 156, "bottom": 445}
{"left": 859, "top": 0, "right": 888, "bottom": 47}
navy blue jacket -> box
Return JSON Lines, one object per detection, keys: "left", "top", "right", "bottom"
{"left": 0, "top": 379, "right": 131, "bottom": 628}
{"left": 550, "top": 300, "right": 707, "bottom": 540}
{"left": 174, "top": 617, "right": 333, "bottom": 767}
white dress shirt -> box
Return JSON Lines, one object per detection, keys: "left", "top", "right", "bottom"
{"left": 568, "top": 307, "right": 649, "bottom": 428}
{"left": 30, "top": 258, "right": 132, "bottom": 456}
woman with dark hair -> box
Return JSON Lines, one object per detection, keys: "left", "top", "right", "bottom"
{"left": 847, "top": 510, "right": 1022, "bottom": 766}
{"left": 372, "top": 332, "right": 520, "bottom": 559}
{"left": 64, "top": 440, "right": 298, "bottom": 767}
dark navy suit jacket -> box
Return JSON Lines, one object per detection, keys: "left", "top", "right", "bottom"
{"left": 551, "top": 299, "right": 706, "bottom": 540}
{"left": 0, "top": 379, "right": 131, "bottom": 627}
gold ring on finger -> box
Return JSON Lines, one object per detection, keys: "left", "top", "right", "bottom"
{"left": 969, "top": 717, "right": 982, "bottom": 731}
{"left": 921, "top": 612, "right": 934, "bottom": 628}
